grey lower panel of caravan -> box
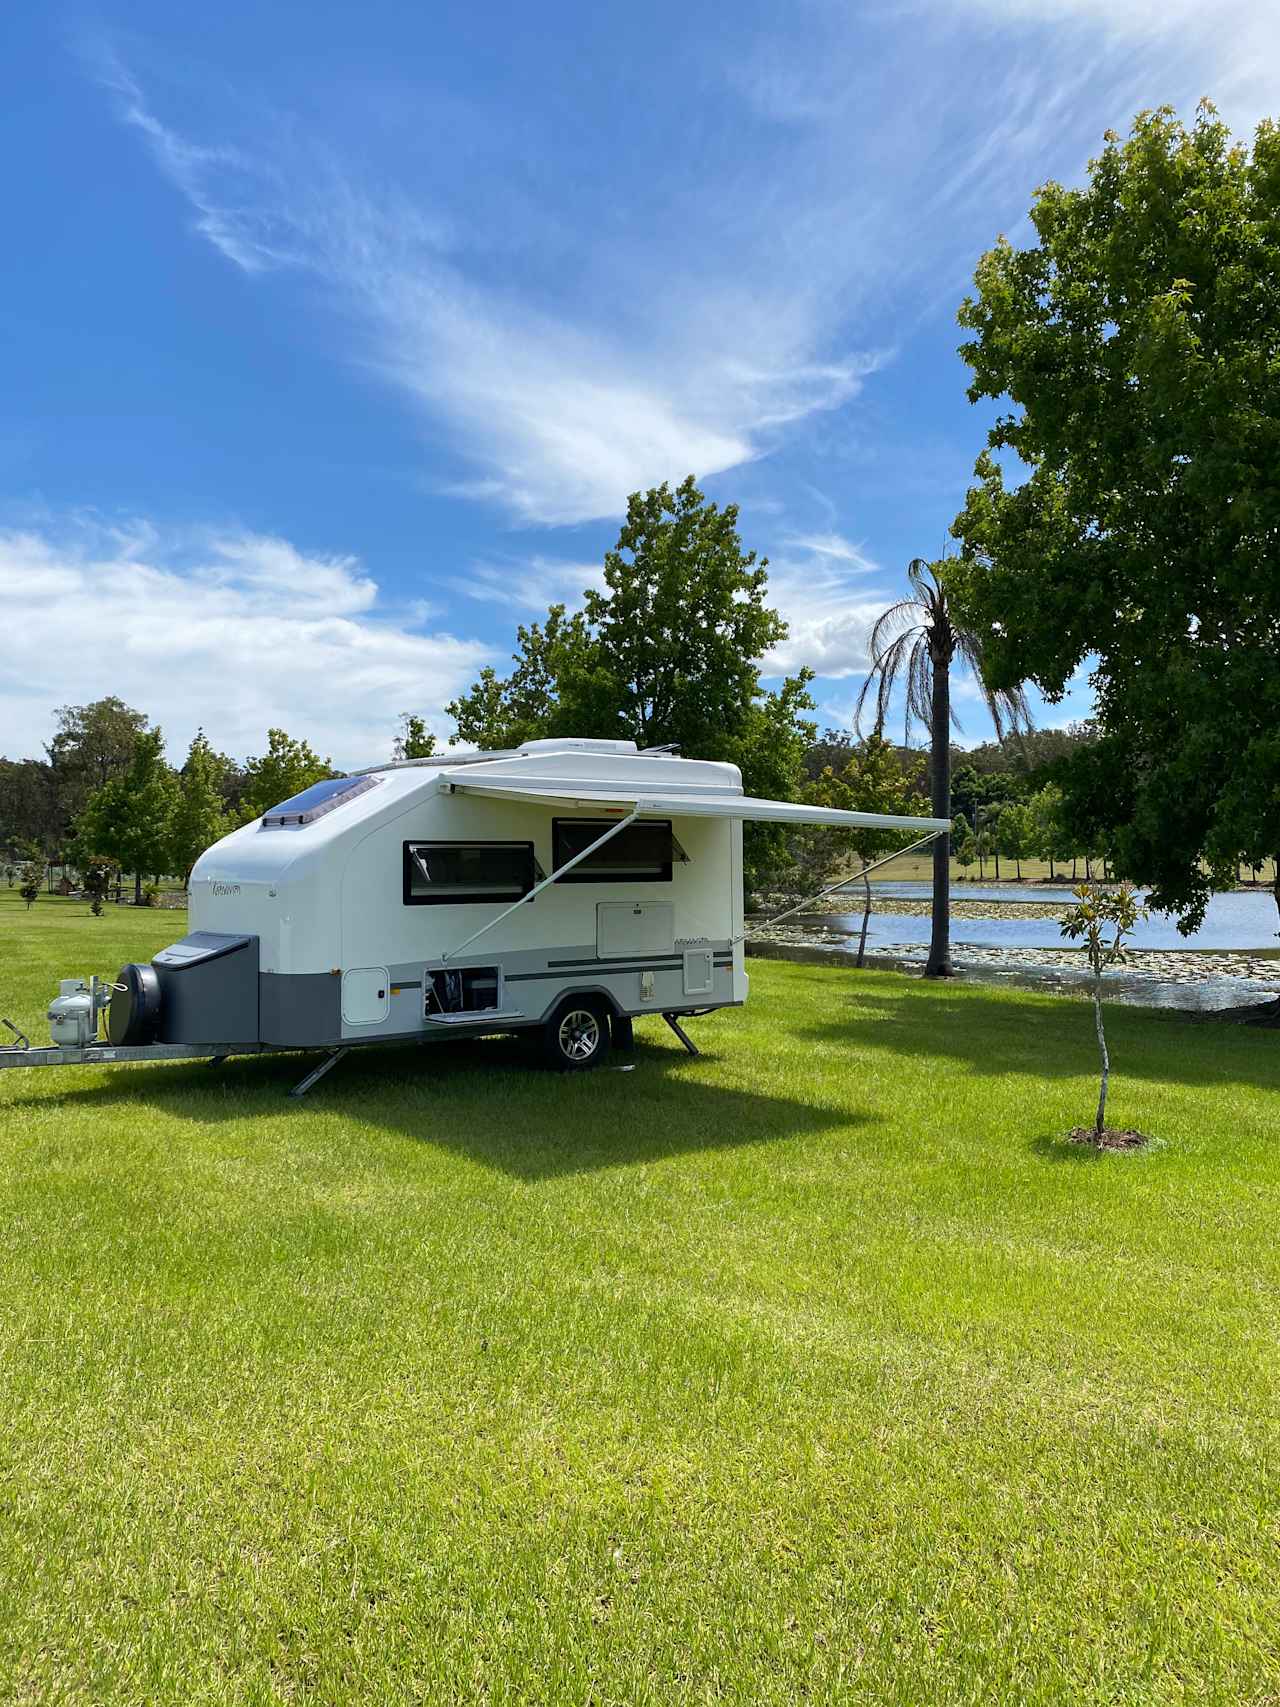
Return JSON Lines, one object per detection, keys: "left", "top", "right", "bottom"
{"left": 338, "top": 941, "right": 738, "bottom": 1044}
{"left": 260, "top": 971, "right": 344, "bottom": 1047}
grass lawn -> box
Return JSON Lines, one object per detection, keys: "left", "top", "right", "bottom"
{"left": 2, "top": 889, "right": 1279, "bottom": 1703}
{"left": 873, "top": 853, "right": 1280, "bottom": 887}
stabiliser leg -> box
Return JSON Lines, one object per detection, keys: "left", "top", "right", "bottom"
{"left": 288, "top": 1047, "right": 350, "bottom": 1098}
{"left": 662, "top": 1013, "right": 700, "bottom": 1056}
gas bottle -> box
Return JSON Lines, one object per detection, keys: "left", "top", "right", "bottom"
{"left": 48, "top": 980, "right": 98, "bottom": 1047}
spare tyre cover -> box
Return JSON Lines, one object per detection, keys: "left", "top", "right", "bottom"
{"left": 107, "top": 962, "right": 163, "bottom": 1046}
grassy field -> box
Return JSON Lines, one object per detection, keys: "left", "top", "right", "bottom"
{"left": 870, "top": 853, "right": 1280, "bottom": 887}
{"left": 2, "top": 890, "right": 1280, "bottom": 1703}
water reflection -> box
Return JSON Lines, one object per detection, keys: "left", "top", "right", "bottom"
{"left": 835, "top": 883, "right": 1280, "bottom": 951}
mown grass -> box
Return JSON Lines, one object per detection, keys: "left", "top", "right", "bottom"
{"left": 2, "top": 889, "right": 1279, "bottom": 1704}
{"left": 867, "top": 853, "right": 1280, "bottom": 887}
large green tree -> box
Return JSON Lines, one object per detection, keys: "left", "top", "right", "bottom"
{"left": 950, "top": 104, "right": 1280, "bottom": 931}
{"left": 47, "top": 697, "right": 150, "bottom": 831}
{"left": 240, "top": 729, "right": 333, "bottom": 823}
{"left": 448, "top": 477, "right": 816, "bottom": 887}
{"left": 170, "top": 730, "right": 231, "bottom": 887}
{"left": 0, "top": 759, "right": 58, "bottom": 857}
{"left": 73, "top": 729, "right": 177, "bottom": 904}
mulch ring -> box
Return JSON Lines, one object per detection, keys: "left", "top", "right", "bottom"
{"left": 1067, "top": 1126, "right": 1152, "bottom": 1151}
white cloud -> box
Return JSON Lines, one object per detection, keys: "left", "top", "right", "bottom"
{"left": 451, "top": 556, "right": 606, "bottom": 613}
{"left": 948, "top": 0, "right": 1280, "bottom": 132}
{"left": 0, "top": 521, "right": 493, "bottom": 767}
{"left": 92, "top": 58, "right": 881, "bottom": 527}
{"left": 763, "top": 540, "right": 890, "bottom": 680}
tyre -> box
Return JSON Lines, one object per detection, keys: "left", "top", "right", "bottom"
{"left": 543, "top": 998, "right": 612, "bottom": 1072}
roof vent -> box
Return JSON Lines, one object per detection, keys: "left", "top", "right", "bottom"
{"left": 515, "top": 738, "right": 639, "bottom": 757}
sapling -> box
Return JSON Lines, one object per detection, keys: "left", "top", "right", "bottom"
{"left": 82, "top": 860, "right": 117, "bottom": 917}
{"left": 18, "top": 860, "right": 41, "bottom": 910}
{"left": 1059, "top": 882, "right": 1147, "bottom": 1145}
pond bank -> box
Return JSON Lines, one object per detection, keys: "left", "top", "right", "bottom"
{"left": 745, "top": 928, "right": 1280, "bottom": 1013}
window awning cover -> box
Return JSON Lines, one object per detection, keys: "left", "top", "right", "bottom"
{"left": 447, "top": 778, "right": 950, "bottom": 835}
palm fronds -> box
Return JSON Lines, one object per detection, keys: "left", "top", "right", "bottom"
{"left": 857, "top": 558, "right": 1031, "bottom": 744}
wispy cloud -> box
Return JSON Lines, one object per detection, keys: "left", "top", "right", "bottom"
{"left": 91, "top": 52, "right": 882, "bottom": 527}
{"left": 450, "top": 555, "right": 606, "bottom": 613}
{"left": 780, "top": 532, "right": 879, "bottom": 572}
{"left": 0, "top": 518, "right": 492, "bottom": 765}
{"left": 946, "top": 0, "right": 1280, "bottom": 131}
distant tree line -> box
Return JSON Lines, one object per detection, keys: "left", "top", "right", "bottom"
{"left": 0, "top": 704, "right": 435, "bottom": 905}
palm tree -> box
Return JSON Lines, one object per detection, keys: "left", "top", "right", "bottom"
{"left": 855, "top": 558, "right": 1031, "bottom": 978}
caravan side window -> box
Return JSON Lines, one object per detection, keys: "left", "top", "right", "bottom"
{"left": 403, "top": 840, "right": 538, "bottom": 905}
{"left": 551, "top": 818, "right": 685, "bottom": 883}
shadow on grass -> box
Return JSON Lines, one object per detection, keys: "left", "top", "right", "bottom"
{"left": 788, "top": 974, "right": 1280, "bottom": 1094}
{"left": 2, "top": 1030, "right": 872, "bottom": 1182}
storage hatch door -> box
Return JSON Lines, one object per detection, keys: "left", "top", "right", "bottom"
{"left": 342, "top": 966, "right": 390, "bottom": 1025}
{"left": 596, "top": 902, "right": 675, "bottom": 959}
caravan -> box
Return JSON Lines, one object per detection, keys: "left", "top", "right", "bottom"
{"left": 4, "top": 739, "right": 949, "bottom": 1092}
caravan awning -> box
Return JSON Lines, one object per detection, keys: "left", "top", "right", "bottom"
{"left": 446, "top": 778, "right": 950, "bottom": 835}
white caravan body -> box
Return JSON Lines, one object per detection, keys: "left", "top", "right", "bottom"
{"left": 147, "top": 739, "right": 949, "bottom": 1052}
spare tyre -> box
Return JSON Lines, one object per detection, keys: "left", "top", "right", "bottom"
{"left": 107, "top": 963, "right": 163, "bottom": 1046}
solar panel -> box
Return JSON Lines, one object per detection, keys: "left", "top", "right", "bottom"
{"left": 260, "top": 774, "right": 380, "bottom": 828}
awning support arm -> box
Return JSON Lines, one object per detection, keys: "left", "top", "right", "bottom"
{"left": 440, "top": 808, "right": 642, "bottom": 964}
{"left": 731, "top": 828, "right": 945, "bottom": 946}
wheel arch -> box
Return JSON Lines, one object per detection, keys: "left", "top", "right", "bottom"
{"left": 534, "top": 984, "right": 624, "bottom": 1024}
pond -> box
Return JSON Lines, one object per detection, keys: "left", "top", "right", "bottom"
{"left": 824, "top": 883, "right": 1280, "bottom": 952}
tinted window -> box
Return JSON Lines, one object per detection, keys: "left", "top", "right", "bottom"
{"left": 261, "top": 774, "right": 379, "bottom": 828}
{"left": 552, "top": 818, "right": 684, "bottom": 883}
{"left": 404, "top": 841, "right": 538, "bottom": 905}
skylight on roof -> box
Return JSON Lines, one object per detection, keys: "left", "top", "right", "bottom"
{"left": 260, "top": 774, "right": 380, "bottom": 828}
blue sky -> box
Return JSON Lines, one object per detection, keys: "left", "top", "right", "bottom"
{"left": 2, "top": 0, "right": 1275, "bottom": 768}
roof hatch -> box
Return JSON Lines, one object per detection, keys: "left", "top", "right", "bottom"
{"left": 260, "top": 774, "right": 380, "bottom": 829}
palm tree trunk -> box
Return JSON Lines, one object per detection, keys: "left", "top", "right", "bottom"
{"left": 925, "top": 657, "right": 953, "bottom": 978}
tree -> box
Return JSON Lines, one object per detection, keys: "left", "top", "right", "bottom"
{"left": 1059, "top": 883, "right": 1147, "bottom": 1146}
{"left": 73, "top": 730, "right": 177, "bottom": 904}
{"left": 805, "top": 735, "right": 927, "bottom": 965}
{"left": 997, "top": 800, "right": 1036, "bottom": 881}
{"left": 169, "top": 731, "right": 230, "bottom": 888}
{"left": 240, "top": 729, "right": 333, "bottom": 823}
{"left": 1028, "top": 783, "right": 1074, "bottom": 882}
{"left": 47, "top": 698, "right": 150, "bottom": 832}
{"left": 856, "top": 558, "right": 1031, "bottom": 977}
{"left": 954, "top": 817, "right": 977, "bottom": 874}
{"left": 394, "top": 715, "right": 437, "bottom": 761}
{"left": 0, "top": 758, "right": 60, "bottom": 856}
{"left": 951, "top": 104, "right": 1280, "bottom": 936}
{"left": 18, "top": 860, "right": 41, "bottom": 910}
{"left": 448, "top": 477, "right": 817, "bottom": 889}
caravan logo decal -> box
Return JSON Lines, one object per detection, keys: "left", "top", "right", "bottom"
{"left": 211, "top": 881, "right": 241, "bottom": 897}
